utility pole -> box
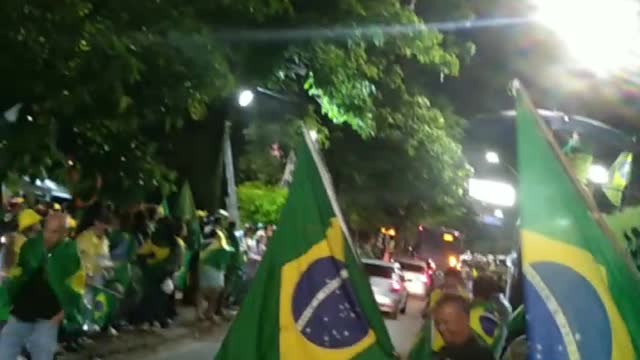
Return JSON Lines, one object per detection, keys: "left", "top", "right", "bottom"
{"left": 223, "top": 121, "right": 240, "bottom": 224}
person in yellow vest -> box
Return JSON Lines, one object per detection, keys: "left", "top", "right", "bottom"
{"left": 76, "top": 205, "right": 112, "bottom": 278}
{"left": 2, "top": 208, "right": 43, "bottom": 274}
{"left": 0, "top": 209, "right": 43, "bottom": 326}
{"left": 75, "top": 203, "right": 112, "bottom": 332}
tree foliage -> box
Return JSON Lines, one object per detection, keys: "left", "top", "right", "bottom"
{"left": 1, "top": 0, "right": 472, "bottom": 215}
{"left": 237, "top": 181, "right": 288, "bottom": 225}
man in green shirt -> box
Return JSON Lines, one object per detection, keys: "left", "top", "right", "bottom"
{"left": 0, "top": 213, "right": 85, "bottom": 360}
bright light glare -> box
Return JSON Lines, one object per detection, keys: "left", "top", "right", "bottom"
{"left": 494, "top": 209, "right": 504, "bottom": 219}
{"left": 468, "top": 178, "right": 516, "bottom": 207}
{"left": 448, "top": 256, "right": 459, "bottom": 267}
{"left": 485, "top": 151, "right": 500, "bottom": 164}
{"left": 237, "top": 90, "right": 255, "bottom": 107}
{"left": 588, "top": 164, "right": 609, "bottom": 184}
{"left": 533, "top": 0, "right": 640, "bottom": 76}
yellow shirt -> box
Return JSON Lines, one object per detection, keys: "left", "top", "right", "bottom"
{"left": 76, "top": 229, "right": 110, "bottom": 276}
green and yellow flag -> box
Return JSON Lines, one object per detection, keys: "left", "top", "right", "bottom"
{"left": 516, "top": 84, "right": 640, "bottom": 359}
{"left": 215, "top": 131, "right": 395, "bottom": 360}
{"left": 407, "top": 321, "right": 432, "bottom": 360}
{"left": 603, "top": 152, "right": 633, "bottom": 207}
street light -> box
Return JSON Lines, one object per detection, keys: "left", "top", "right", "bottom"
{"left": 485, "top": 151, "right": 500, "bottom": 164}
{"left": 468, "top": 178, "right": 516, "bottom": 207}
{"left": 237, "top": 90, "right": 255, "bottom": 107}
{"left": 532, "top": 0, "right": 640, "bottom": 76}
{"left": 224, "top": 88, "right": 256, "bottom": 224}
{"left": 587, "top": 164, "right": 609, "bottom": 184}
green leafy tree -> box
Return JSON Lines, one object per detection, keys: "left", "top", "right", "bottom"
{"left": 237, "top": 181, "right": 288, "bottom": 225}
{"left": 1, "top": 0, "right": 473, "bottom": 212}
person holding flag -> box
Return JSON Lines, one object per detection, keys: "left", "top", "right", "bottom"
{"left": 215, "top": 130, "right": 396, "bottom": 359}
{"left": 515, "top": 81, "right": 640, "bottom": 359}
{"left": 0, "top": 212, "right": 86, "bottom": 360}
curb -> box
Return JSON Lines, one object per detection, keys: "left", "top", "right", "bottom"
{"left": 61, "top": 322, "right": 230, "bottom": 359}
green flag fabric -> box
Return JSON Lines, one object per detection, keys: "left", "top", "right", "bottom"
{"left": 215, "top": 131, "right": 395, "bottom": 360}
{"left": 175, "top": 181, "right": 197, "bottom": 221}
{"left": 161, "top": 198, "right": 172, "bottom": 218}
{"left": 516, "top": 84, "right": 640, "bottom": 359}
{"left": 407, "top": 320, "right": 433, "bottom": 360}
{"left": 6, "top": 234, "right": 87, "bottom": 329}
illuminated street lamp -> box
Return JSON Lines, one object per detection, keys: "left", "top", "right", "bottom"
{"left": 237, "top": 89, "right": 255, "bottom": 107}
{"left": 468, "top": 178, "right": 517, "bottom": 207}
{"left": 485, "top": 151, "right": 500, "bottom": 164}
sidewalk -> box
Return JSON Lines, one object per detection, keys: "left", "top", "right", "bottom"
{"left": 60, "top": 307, "right": 230, "bottom": 359}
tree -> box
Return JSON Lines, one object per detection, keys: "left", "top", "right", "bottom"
{"left": 324, "top": 119, "right": 470, "bottom": 234}
{"left": 230, "top": 0, "right": 474, "bottom": 236}
{"left": 1, "top": 0, "right": 473, "bottom": 213}
{"left": 0, "top": 0, "right": 236, "bottom": 203}
{"left": 237, "top": 181, "right": 288, "bottom": 225}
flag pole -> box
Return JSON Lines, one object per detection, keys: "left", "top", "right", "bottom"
{"left": 301, "top": 127, "right": 362, "bottom": 261}
{"left": 513, "top": 79, "right": 640, "bottom": 277}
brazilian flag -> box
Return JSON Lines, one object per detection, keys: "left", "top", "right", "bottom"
{"left": 516, "top": 84, "right": 640, "bottom": 359}
{"left": 215, "top": 131, "right": 395, "bottom": 359}
{"left": 407, "top": 321, "right": 432, "bottom": 360}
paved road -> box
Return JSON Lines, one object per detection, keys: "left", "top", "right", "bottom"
{"left": 139, "top": 298, "right": 426, "bottom": 360}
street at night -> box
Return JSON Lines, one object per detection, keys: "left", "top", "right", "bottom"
{"left": 2, "top": 0, "right": 640, "bottom": 359}
{"left": 131, "top": 299, "right": 427, "bottom": 360}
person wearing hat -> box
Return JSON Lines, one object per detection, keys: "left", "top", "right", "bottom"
{"left": 0, "top": 209, "right": 42, "bottom": 331}
{"left": 13, "top": 209, "right": 43, "bottom": 254}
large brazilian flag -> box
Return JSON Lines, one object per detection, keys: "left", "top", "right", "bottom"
{"left": 516, "top": 84, "right": 640, "bottom": 359}
{"left": 215, "top": 131, "right": 396, "bottom": 359}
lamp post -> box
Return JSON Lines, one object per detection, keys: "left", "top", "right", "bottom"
{"left": 223, "top": 89, "right": 255, "bottom": 224}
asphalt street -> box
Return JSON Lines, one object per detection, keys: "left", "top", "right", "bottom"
{"left": 138, "top": 298, "right": 426, "bottom": 360}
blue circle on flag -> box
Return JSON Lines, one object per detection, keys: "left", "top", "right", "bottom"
{"left": 292, "top": 256, "right": 369, "bottom": 349}
{"left": 526, "top": 262, "right": 612, "bottom": 359}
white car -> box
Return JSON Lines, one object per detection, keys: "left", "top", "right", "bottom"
{"left": 394, "top": 257, "right": 430, "bottom": 298}
{"left": 362, "top": 259, "right": 408, "bottom": 319}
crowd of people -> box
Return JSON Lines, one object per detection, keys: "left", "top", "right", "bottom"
{"left": 417, "top": 258, "right": 526, "bottom": 360}
{"left": 0, "top": 196, "right": 275, "bottom": 359}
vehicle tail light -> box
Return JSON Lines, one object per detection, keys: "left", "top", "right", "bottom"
{"left": 448, "top": 255, "right": 458, "bottom": 268}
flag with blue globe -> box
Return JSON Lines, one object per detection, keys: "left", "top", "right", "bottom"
{"left": 216, "top": 130, "right": 395, "bottom": 360}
